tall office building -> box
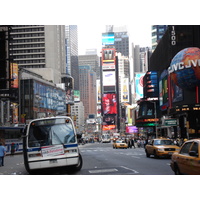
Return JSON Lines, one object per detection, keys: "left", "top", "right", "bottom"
{"left": 65, "top": 25, "right": 79, "bottom": 90}
{"left": 10, "top": 25, "right": 66, "bottom": 84}
{"left": 151, "top": 25, "right": 168, "bottom": 51}
{"left": 79, "top": 66, "right": 97, "bottom": 118}
{"left": 132, "top": 44, "right": 149, "bottom": 73}
{"left": 105, "top": 25, "right": 129, "bottom": 57}
{"left": 78, "top": 53, "right": 100, "bottom": 78}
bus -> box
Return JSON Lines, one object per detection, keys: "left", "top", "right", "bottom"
{"left": 101, "top": 133, "right": 111, "bottom": 143}
{"left": 23, "top": 116, "right": 82, "bottom": 174}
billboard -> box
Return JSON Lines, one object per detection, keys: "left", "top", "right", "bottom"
{"left": 102, "top": 48, "right": 116, "bottom": 70}
{"left": 10, "top": 63, "right": 19, "bottom": 88}
{"left": 159, "top": 70, "right": 168, "bottom": 110}
{"left": 126, "top": 126, "right": 138, "bottom": 134}
{"left": 121, "top": 78, "right": 129, "bottom": 102}
{"left": 103, "top": 71, "right": 116, "bottom": 92}
{"left": 103, "top": 114, "right": 116, "bottom": 126}
{"left": 102, "top": 32, "right": 114, "bottom": 46}
{"left": 135, "top": 73, "right": 145, "bottom": 100}
{"left": 102, "top": 93, "right": 117, "bottom": 115}
{"left": 96, "top": 79, "right": 101, "bottom": 104}
{"left": 74, "top": 90, "right": 80, "bottom": 102}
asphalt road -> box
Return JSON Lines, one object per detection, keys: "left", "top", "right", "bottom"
{"left": 0, "top": 142, "right": 174, "bottom": 175}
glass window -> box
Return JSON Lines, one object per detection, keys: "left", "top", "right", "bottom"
{"left": 190, "top": 142, "right": 199, "bottom": 156}
{"left": 180, "top": 142, "right": 193, "bottom": 155}
{"left": 28, "top": 122, "right": 75, "bottom": 147}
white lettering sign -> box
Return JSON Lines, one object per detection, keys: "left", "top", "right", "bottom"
{"left": 41, "top": 145, "right": 64, "bottom": 157}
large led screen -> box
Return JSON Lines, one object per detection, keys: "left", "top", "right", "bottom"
{"left": 135, "top": 73, "right": 145, "bottom": 100}
{"left": 159, "top": 70, "right": 168, "bottom": 110}
{"left": 102, "top": 32, "right": 114, "bottom": 46}
{"left": 102, "top": 93, "right": 117, "bottom": 114}
{"left": 103, "top": 114, "right": 116, "bottom": 125}
{"left": 103, "top": 71, "right": 116, "bottom": 92}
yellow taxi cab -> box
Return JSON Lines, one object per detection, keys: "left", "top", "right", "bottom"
{"left": 113, "top": 140, "right": 128, "bottom": 149}
{"left": 145, "top": 138, "right": 180, "bottom": 158}
{"left": 170, "top": 139, "right": 200, "bottom": 175}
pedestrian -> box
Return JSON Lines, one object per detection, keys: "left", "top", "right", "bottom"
{"left": 131, "top": 138, "right": 136, "bottom": 149}
{"left": 0, "top": 142, "right": 6, "bottom": 167}
{"left": 128, "top": 139, "right": 132, "bottom": 148}
{"left": 11, "top": 143, "right": 15, "bottom": 156}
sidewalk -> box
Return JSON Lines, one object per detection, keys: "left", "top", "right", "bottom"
{"left": 0, "top": 154, "right": 26, "bottom": 175}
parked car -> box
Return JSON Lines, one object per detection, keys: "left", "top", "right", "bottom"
{"left": 170, "top": 139, "right": 200, "bottom": 175}
{"left": 113, "top": 140, "right": 128, "bottom": 149}
{"left": 145, "top": 138, "right": 180, "bottom": 158}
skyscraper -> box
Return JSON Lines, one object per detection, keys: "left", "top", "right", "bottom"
{"left": 79, "top": 65, "right": 97, "bottom": 118}
{"left": 10, "top": 25, "right": 66, "bottom": 84}
{"left": 78, "top": 53, "right": 100, "bottom": 78}
{"left": 65, "top": 25, "right": 79, "bottom": 90}
{"left": 151, "top": 25, "right": 168, "bottom": 51}
{"left": 106, "top": 25, "right": 129, "bottom": 57}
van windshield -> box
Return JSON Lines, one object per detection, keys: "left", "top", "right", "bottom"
{"left": 28, "top": 119, "right": 75, "bottom": 147}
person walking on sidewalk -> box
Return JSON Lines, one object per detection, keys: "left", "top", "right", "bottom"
{"left": 0, "top": 142, "right": 6, "bottom": 167}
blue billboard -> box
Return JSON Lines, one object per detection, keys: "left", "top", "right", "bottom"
{"left": 102, "top": 32, "right": 114, "bottom": 46}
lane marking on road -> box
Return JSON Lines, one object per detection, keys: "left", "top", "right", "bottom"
{"left": 131, "top": 156, "right": 140, "bottom": 159}
{"left": 89, "top": 168, "right": 118, "bottom": 174}
{"left": 120, "top": 166, "right": 139, "bottom": 174}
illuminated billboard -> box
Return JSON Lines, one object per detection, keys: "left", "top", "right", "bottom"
{"left": 135, "top": 73, "right": 145, "bottom": 100}
{"left": 102, "top": 32, "right": 114, "bottom": 46}
{"left": 102, "top": 125, "right": 116, "bottom": 131}
{"left": 74, "top": 90, "right": 80, "bottom": 102}
{"left": 102, "top": 48, "right": 116, "bottom": 70}
{"left": 96, "top": 79, "right": 101, "bottom": 104}
{"left": 103, "top": 71, "right": 116, "bottom": 92}
{"left": 121, "top": 78, "right": 129, "bottom": 102}
{"left": 159, "top": 70, "right": 168, "bottom": 110}
{"left": 103, "top": 114, "right": 116, "bottom": 125}
{"left": 126, "top": 126, "right": 138, "bottom": 134}
{"left": 102, "top": 93, "right": 117, "bottom": 114}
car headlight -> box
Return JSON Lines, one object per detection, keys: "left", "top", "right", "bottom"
{"left": 158, "top": 148, "right": 164, "bottom": 152}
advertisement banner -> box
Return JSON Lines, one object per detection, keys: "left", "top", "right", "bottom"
{"left": 103, "top": 71, "right": 116, "bottom": 92}
{"left": 10, "top": 63, "right": 19, "bottom": 88}
{"left": 102, "top": 32, "right": 114, "bottom": 46}
{"left": 121, "top": 78, "right": 129, "bottom": 102}
{"left": 74, "top": 90, "right": 80, "bottom": 102}
{"left": 102, "top": 93, "right": 117, "bottom": 114}
{"left": 96, "top": 79, "right": 101, "bottom": 104}
{"left": 135, "top": 73, "right": 145, "bottom": 101}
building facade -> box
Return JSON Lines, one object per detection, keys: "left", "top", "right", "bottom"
{"left": 151, "top": 25, "right": 168, "bottom": 51}
{"left": 10, "top": 25, "right": 66, "bottom": 84}
{"left": 65, "top": 25, "right": 79, "bottom": 90}
{"left": 79, "top": 65, "right": 97, "bottom": 118}
{"left": 78, "top": 53, "right": 100, "bottom": 78}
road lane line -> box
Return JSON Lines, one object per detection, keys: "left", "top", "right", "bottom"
{"left": 120, "top": 166, "right": 139, "bottom": 173}
{"left": 89, "top": 168, "right": 118, "bottom": 174}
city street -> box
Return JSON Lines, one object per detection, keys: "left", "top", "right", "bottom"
{"left": 0, "top": 142, "right": 174, "bottom": 175}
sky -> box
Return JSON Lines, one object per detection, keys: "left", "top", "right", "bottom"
{"left": 78, "top": 24, "right": 152, "bottom": 55}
